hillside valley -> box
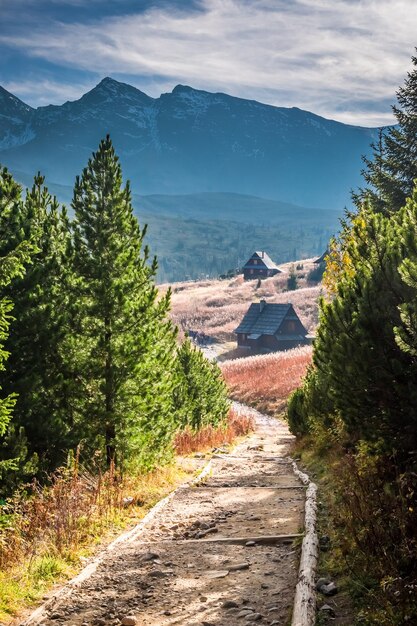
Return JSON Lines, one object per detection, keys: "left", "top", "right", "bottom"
{"left": 164, "top": 257, "right": 321, "bottom": 353}
{"left": 11, "top": 171, "right": 339, "bottom": 281}
{"left": 0, "top": 78, "right": 379, "bottom": 280}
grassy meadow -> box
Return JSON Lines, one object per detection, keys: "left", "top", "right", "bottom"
{"left": 165, "top": 258, "right": 322, "bottom": 344}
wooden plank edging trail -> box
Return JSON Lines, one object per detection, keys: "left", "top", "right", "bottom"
{"left": 289, "top": 461, "right": 318, "bottom": 626}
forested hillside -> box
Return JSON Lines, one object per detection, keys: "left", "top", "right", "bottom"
{"left": 13, "top": 174, "right": 339, "bottom": 283}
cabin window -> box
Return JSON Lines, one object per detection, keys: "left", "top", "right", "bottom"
{"left": 287, "top": 321, "right": 296, "bottom": 331}
{"left": 250, "top": 269, "right": 254, "bottom": 274}
{"left": 253, "top": 259, "right": 258, "bottom": 265}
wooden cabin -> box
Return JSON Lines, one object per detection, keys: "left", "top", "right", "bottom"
{"left": 242, "top": 251, "right": 281, "bottom": 280}
{"left": 234, "top": 301, "right": 310, "bottom": 352}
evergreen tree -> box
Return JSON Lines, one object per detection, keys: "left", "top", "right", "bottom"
{"left": 70, "top": 136, "right": 178, "bottom": 469}
{"left": 310, "top": 207, "right": 417, "bottom": 449}
{"left": 354, "top": 53, "right": 417, "bottom": 214}
{"left": 0, "top": 174, "right": 73, "bottom": 472}
{"left": 174, "top": 337, "right": 229, "bottom": 432}
{"left": 286, "top": 54, "right": 417, "bottom": 619}
{"left": 395, "top": 187, "right": 417, "bottom": 359}
{"left": 0, "top": 168, "right": 35, "bottom": 483}
{"left": 286, "top": 265, "right": 298, "bottom": 291}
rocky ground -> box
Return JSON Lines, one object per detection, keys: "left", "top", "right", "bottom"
{"left": 22, "top": 407, "right": 306, "bottom": 626}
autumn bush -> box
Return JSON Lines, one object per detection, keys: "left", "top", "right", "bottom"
{"left": 221, "top": 346, "right": 312, "bottom": 415}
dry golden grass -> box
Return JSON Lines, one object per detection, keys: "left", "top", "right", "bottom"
{"left": 221, "top": 346, "right": 312, "bottom": 415}
{"left": 174, "top": 406, "right": 254, "bottom": 455}
{"left": 0, "top": 410, "right": 254, "bottom": 623}
{"left": 0, "top": 462, "right": 191, "bottom": 623}
{"left": 163, "top": 258, "right": 322, "bottom": 343}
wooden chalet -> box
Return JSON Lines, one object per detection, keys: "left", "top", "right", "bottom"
{"left": 234, "top": 300, "right": 310, "bottom": 352}
{"left": 242, "top": 251, "right": 281, "bottom": 280}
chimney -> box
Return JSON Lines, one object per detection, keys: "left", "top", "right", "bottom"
{"left": 261, "top": 251, "right": 264, "bottom": 258}
{"left": 260, "top": 299, "right": 266, "bottom": 312}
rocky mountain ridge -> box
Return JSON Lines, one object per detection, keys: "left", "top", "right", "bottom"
{"left": 0, "top": 77, "right": 379, "bottom": 209}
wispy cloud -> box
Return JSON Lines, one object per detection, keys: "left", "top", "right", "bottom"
{"left": 1, "top": 0, "right": 416, "bottom": 124}
{"left": 2, "top": 79, "right": 95, "bottom": 107}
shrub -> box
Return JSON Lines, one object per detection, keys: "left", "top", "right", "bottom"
{"left": 286, "top": 265, "right": 298, "bottom": 291}
{"left": 307, "top": 261, "right": 325, "bottom": 283}
{"left": 287, "top": 387, "right": 310, "bottom": 436}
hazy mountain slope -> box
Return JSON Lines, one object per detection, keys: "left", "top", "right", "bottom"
{"left": 0, "top": 86, "right": 34, "bottom": 151}
{"left": 136, "top": 192, "right": 324, "bottom": 224}
{"left": 144, "top": 210, "right": 337, "bottom": 282}
{"left": 0, "top": 78, "right": 378, "bottom": 209}
{"left": 11, "top": 171, "right": 338, "bottom": 283}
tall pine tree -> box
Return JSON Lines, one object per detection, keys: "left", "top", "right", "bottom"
{"left": 70, "top": 136, "right": 178, "bottom": 469}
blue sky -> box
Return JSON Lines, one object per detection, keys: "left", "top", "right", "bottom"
{"left": 1, "top": 0, "right": 416, "bottom": 125}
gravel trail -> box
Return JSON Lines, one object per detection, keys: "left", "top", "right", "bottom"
{"left": 23, "top": 404, "right": 305, "bottom": 626}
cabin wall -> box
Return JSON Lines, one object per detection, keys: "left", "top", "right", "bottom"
{"left": 236, "top": 332, "right": 311, "bottom": 353}
{"left": 243, "top": 267, "right": 278, "bottom": 280}
{"left": 237, "top": 333, "right": 250, "bottom": 347}
{"left": 275, "top": 339, "right": 308, "bottom": 351}
{"left": 280, "top": 319, "right": 307, "bottom": 335}
{"left": 260, "top": 335, "right": 280, "bottom": 350}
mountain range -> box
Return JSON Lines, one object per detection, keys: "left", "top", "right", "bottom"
{"left": 0, "top": 78, "right": 379, "bottom": 210}
{"left": 0, "top": 78, "right": 380, "bottom": 280}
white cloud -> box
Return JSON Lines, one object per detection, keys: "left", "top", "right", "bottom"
{"left": 2, "top": 78, "right": 94, "bottom": 107}
{"left": 2, "top": 0, "right": 416, "bottom": 124}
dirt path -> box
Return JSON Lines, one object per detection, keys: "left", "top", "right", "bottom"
{"left": 23, "top": 405, "right": 306, "bottom": 626}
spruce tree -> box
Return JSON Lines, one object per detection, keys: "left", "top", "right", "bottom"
{"left": 354, "top": 53, "right": 417, "bottom": 214}
{"left": 286, "top": 55, "right": 417, "bottom": 618}
{"left": 311, "top": 207, "right": 417, "bottom": 449}
{"left": 70, "top": 136, "right": 178, "bottom": 469}
{"left": 395, "top": 187, "right": 417, "bottom": 358}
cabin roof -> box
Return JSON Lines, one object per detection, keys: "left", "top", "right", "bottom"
{"left": 314, "top": 250, "right": 328, "bottom": 264}
{"left": 235, "top": 302, "right": 295, "bottom": 336}
{"left": 243, "top": 251, "right": 278, "bottom": 270}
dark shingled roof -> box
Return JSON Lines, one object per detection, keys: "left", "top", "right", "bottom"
{"left": 314, "top": 250, "right": 328, "bottom": 264}
{"left": 235, "top": 302, "right": 293, "bottom": 336}
{"left": 243, "top": 251, "right": 278, "bottom": 270}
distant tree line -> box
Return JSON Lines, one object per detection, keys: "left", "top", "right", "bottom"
{"left": 288, "top": 54, "right": 417, "bottom": 623}
{"left": 0, "top": 136, "right": 229, "bottom": 493}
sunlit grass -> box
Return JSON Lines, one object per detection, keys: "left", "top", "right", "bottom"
{"left": 221, "top": 346, "right": 312, "bottom": 414}
{"left": 0, "top": 463, "right": 191, "bottom": 623}
{"left": 174, "top": 406, "right": 254, "bottom": 455}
